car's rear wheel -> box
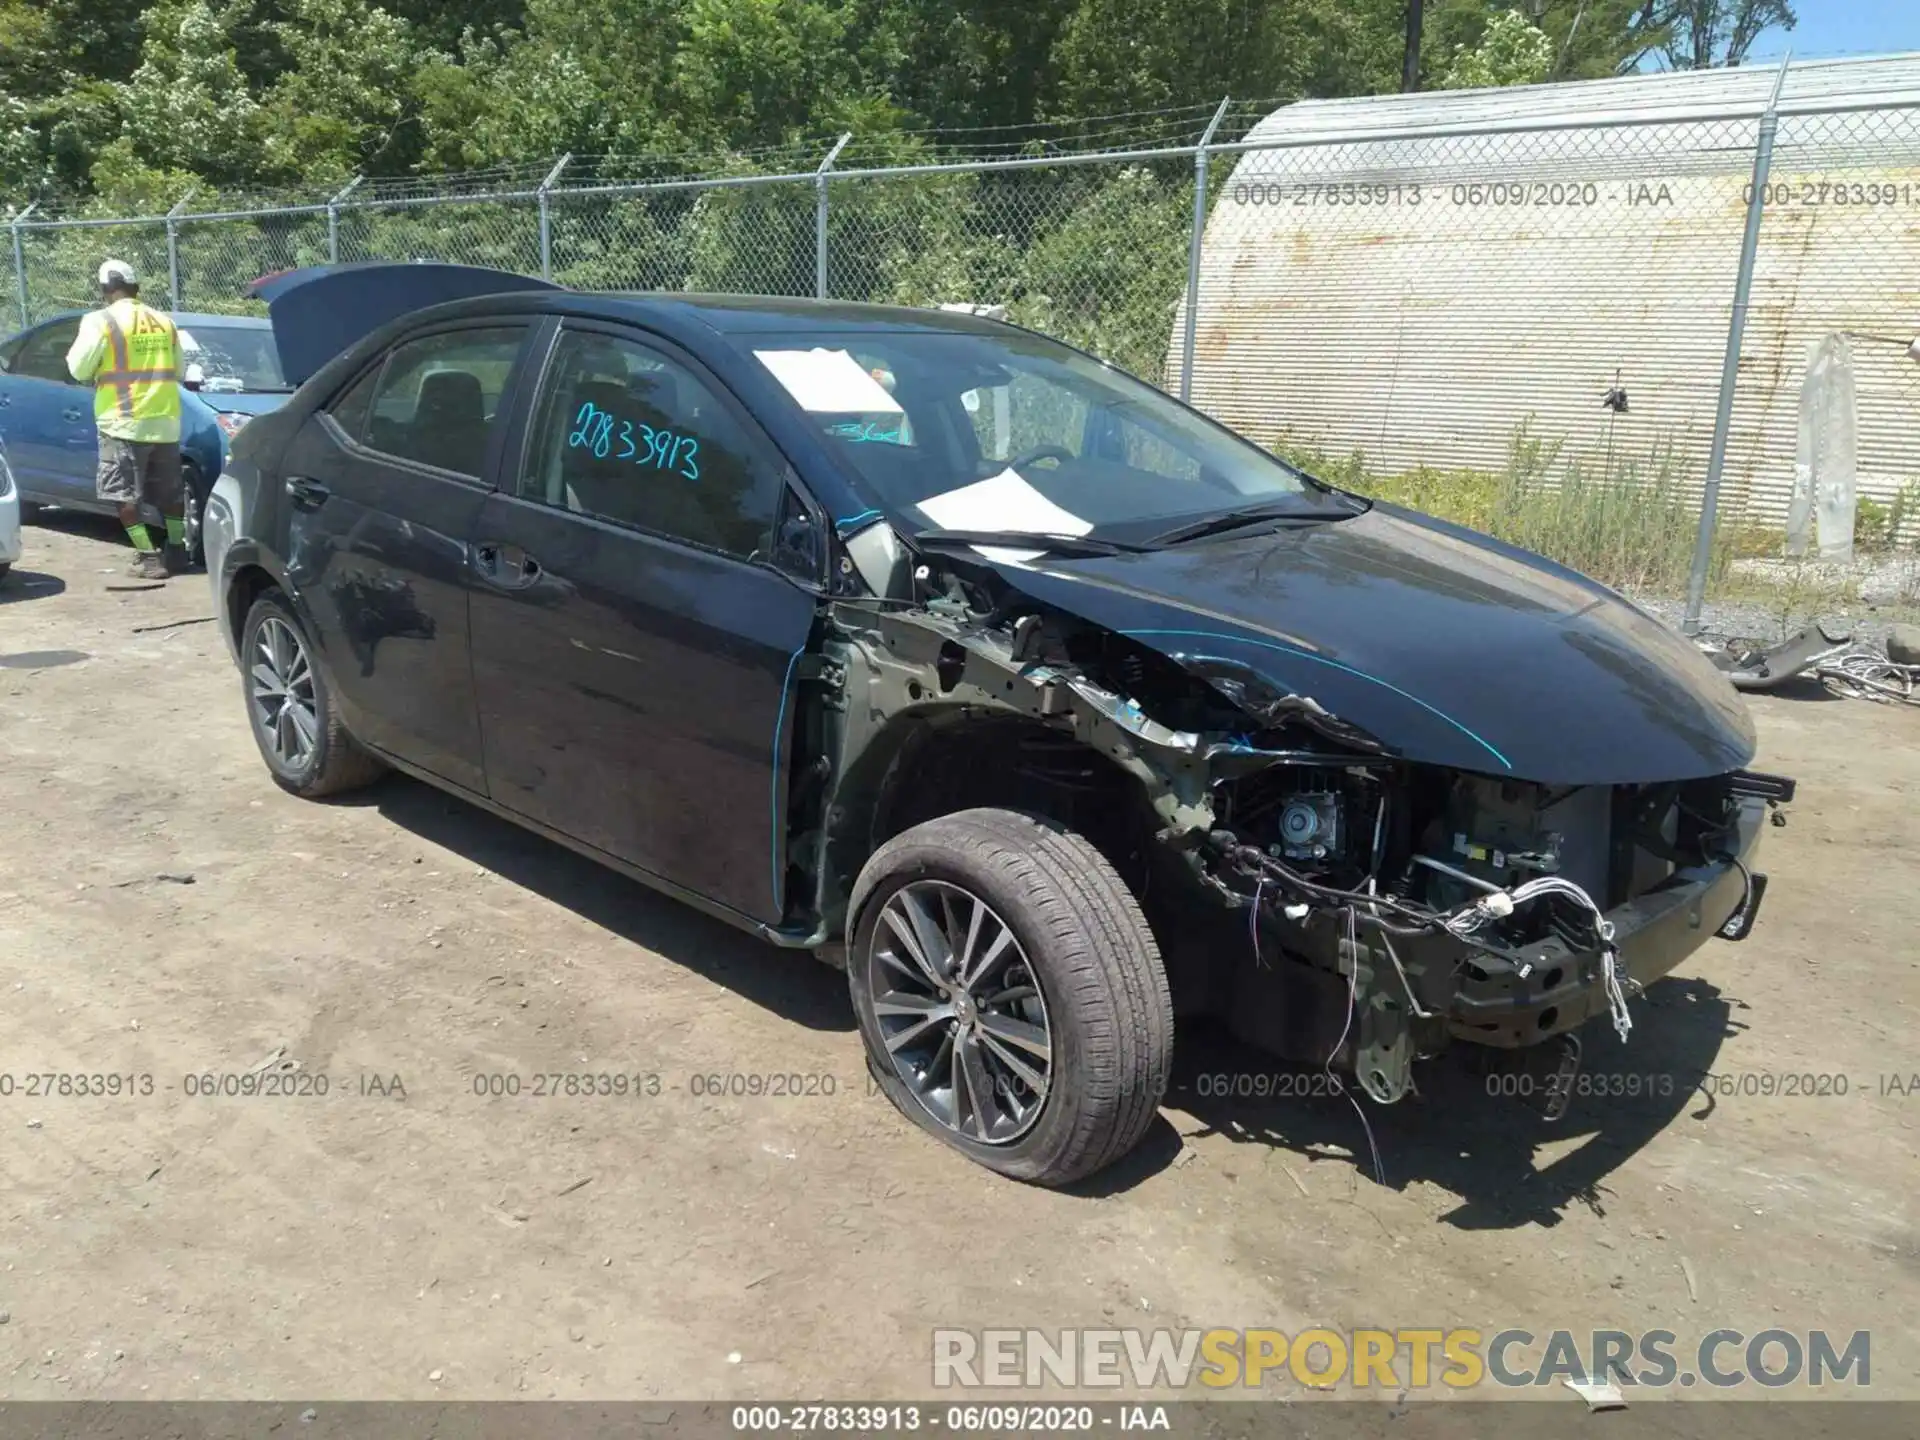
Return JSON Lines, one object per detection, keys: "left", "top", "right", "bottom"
{"left": 240, "top": 590, "right": 386, "bottom": 798}
{"left": 847, "top": 808, "right": 1173, "bottom": 1186}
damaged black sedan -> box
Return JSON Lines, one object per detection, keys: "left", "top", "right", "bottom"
{"left": 208, "top": 268, "right": 1789, "bottom": 1186}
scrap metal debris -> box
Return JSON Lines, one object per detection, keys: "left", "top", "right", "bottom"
{"left": 1816, "top": 648, "right": 1920, "bottom": 706}
{"left": 1705, "top": 624, "right": 1853, "bottom": 692}
{"left": 1705, "top": 625, "right": 1919, "bottom": 706}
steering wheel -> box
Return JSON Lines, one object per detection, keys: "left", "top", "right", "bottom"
{"left": 1006, "top": 444, "right": 1075, "bottom": 472}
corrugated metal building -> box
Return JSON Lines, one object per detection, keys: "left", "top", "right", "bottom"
{"left": 1177, "top": 55, "right": 1920, "bottom": 532}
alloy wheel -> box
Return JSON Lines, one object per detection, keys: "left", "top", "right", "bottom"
{"left": 250, "top": 616, "right": 319, "bottom": 770}
{"left": 867, "top": 880, "right": 1054, "bottom": 1144}
{"left": 182, "top": 473, "right": 203, "bottom": 561}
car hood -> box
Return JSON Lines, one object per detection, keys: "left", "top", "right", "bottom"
{"left": 978, "top": 504, "right": 1755, "bottom": 784}
{"left": 246, "top": 262, "right": 561, "bottom": 386}
{"left": 196, "top": 390, "right": 290, "bottom": 417}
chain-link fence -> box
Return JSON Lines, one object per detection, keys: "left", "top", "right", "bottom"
{"left": 6, "top": 58, "right": 1920, "bottom": 616}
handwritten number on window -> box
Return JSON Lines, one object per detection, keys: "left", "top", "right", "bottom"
{"left": 567, "top": 400, "right": 699, "bottom": 481}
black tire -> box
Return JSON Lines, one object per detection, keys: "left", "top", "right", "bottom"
{"left": 181, "top": 462, "right": 209, "bottom": 568}
{"left": 239, "top": 589, "right": 386, "bottom": 798}
{"left": 848, "top": 807, "right": 1173, "bottom": 1186}
{"left": 0, "top": 563, "right": 10, "bottom": 585}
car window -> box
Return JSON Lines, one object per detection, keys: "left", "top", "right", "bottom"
{"left": 522, "top": 328, "right": 779, "bottom": 559}
{"left": 325, "top": 361, "right": 384, "bottom": 443}
{"left": 363, "top": 326, "right": 527, "bottom": 477}
{"left": 749, "top": 328, "right": 1323, "bottom": 544}
{"left": 10, "top": 324, "right": 77, "bottom": 383}
{"left": 178, "top": 323, "right": 286, "bottom": 392}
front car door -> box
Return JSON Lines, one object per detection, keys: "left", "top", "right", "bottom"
{"left": 0, "top": 319, "right": 98, "bottom": 503}
{"left": 468, "top": 321, "right": 819, "bottom": 926}
{"left": 274, "top": 320, "right": 535, "bottom": 796}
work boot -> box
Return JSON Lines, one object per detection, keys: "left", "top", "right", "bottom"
{"left": 163, "top": 543, "right": 189, "bottom": 575}
{"left": 129, "top": 551, "right": 169, "bottom": 582}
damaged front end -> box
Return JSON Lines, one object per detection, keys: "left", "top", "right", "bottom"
{"left": 796, "top": 526, "right": 1788, "bottom": 1108}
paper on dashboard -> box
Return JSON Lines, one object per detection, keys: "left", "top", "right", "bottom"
{"left": 915, "top": 468, "right": 1091, "bottom": 536}
{"left": 754, "top": 348, "right": 904, "bottom": 414}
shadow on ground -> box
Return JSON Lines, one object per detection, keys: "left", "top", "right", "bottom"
{"left": 367, "top": 773, "right": 854, "bottom": 1034}
{"left": 22, "top": 506, "right": 128, "bottom": 544}
{"left": 0, "top": 570, "right": 68, "bottom": 604}
{"left": 1168, "top": 976, "right": 1740, "bottom": 1229}
{"left": 314, "top": 773, "right": 1740, "bottom": 1214}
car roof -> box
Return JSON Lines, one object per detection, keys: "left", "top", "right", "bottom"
{"left": 14, "top": 309, "right": 269, "bottom": 335}
{"left": 174, "top": 312, "right": 271, "bottom": 329}
{"left": 605, "top": 293, "right": 1015, "bottom": 337}
{"left": 394, "top": 290, "right": 1019, "bottom": 340}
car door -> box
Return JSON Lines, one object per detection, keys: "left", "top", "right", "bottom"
{"left": 467, "top": 321, "right": 819, "bottom": 925}
{"left": 0, "top": 320, "right": 97, "bottom": 502}
{"left": 274, "top": 320, "right": 536, "bottom": 797}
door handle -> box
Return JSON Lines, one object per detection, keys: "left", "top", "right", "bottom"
{"left": 0, "top": 394, "right": 11, "bottom": 407}
{"left": 285, "top": 475, "right": 331, "bottom": 509}
{"left": 62, "top": 408, "right": 85, "bottom": 423}
{"left": 472, "top": 541, "right": 542, "bottom": 590}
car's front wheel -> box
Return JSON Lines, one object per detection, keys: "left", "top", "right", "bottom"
{"left": 180, "top": 462, "right": 208, "bottom": 567}
{"left": 240, "top": 589, "right": 386, "bottom": 798}
{"left": 848, "top": 808, "right": 1173, "bottom": 1186}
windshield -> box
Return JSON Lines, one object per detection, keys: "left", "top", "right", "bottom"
{"left": 746, "top": 328, "right": 1338, "bottom": 544}
{"left": 178, "top": 323, "right": 287, "bottom": 392}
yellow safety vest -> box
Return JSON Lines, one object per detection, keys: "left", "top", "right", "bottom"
{"left": 88, "top": 300, "right": 182, "bottom": 441}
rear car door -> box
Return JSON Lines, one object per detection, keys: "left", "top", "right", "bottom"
{"left": 0, "top": 320, "right": 97, "bottom": 502}
{"left": 274, "top": 320, "right": 535, "bottom": 796}
{"left": 468, "top": 321, "right": 818, "bottom": 925}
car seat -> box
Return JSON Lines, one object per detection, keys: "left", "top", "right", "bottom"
{"left": 413, "top": 370, "right": 487, "bottom": 475}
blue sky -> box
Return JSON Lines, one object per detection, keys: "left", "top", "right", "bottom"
{"left": 1749, "top": 0, "right": 1920, "bottom": 61}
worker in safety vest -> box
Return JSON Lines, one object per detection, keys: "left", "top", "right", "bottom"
{"left": 65, "top": 259, "right": 187, "bottom": 582}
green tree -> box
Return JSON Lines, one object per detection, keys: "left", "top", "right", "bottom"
{"left": 0, "top": 0, "right": 141, "bottom": 194}
{"left": 1438, "top": 7, "right": 1554, "bottom": 88}
{"left": 256, "top": 0, "right": 438, "bottom": 181}
{"left": 1051, "top": 0, "right": 1405, "bottom": 118}
{"left": 115, "top": 0, "right": 261, "bottom": 186}
{"left": 1655, "top": 0, "right": 1795, "bottom": 69}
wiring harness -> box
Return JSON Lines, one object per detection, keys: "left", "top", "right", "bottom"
{"left": 1216, "top": 835, "right": 1634, "bottom": 1042}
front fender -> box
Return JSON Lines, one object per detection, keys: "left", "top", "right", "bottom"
{"left": 213, "top": 531, "right": 296, "bottom": 665}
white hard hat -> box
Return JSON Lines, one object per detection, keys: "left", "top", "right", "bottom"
{"left": 98, "top": 258, "right": 138, "bottom": 287}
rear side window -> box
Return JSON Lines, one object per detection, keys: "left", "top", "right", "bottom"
{"left": 325, "top": 362, "right": 383, "bottom": 443}
{"left": 521, "top": 328, "right": 779, "bottom": 559}
{"left": 11, "top": 323, "right": 75, "bottom": 383}
{"left": 362, "top": 326, "right": 527, "bottom": 477}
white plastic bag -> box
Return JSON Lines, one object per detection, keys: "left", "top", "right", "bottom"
{"left": 1789, "top": 334, "right": 1858, "bottom": 561}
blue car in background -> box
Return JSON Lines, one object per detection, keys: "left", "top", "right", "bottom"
{"left": 0, "top": 310, "right": 290, "bottom": 562}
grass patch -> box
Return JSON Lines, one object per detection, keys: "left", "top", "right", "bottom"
{"left": 1274, "top": 423, "right": 1756, "bottom": 597}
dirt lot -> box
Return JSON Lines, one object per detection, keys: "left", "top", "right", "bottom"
{"left": 1, "top": 515, "right": 1916, "bottom": 1403}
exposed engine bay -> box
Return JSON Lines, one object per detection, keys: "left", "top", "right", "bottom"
{"left": 789, "top": 535, "right": 1788, "bottom": 1107}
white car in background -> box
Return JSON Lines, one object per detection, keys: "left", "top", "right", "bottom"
{"left": 0, "top": 435, "right": 22, "bottom": 584}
